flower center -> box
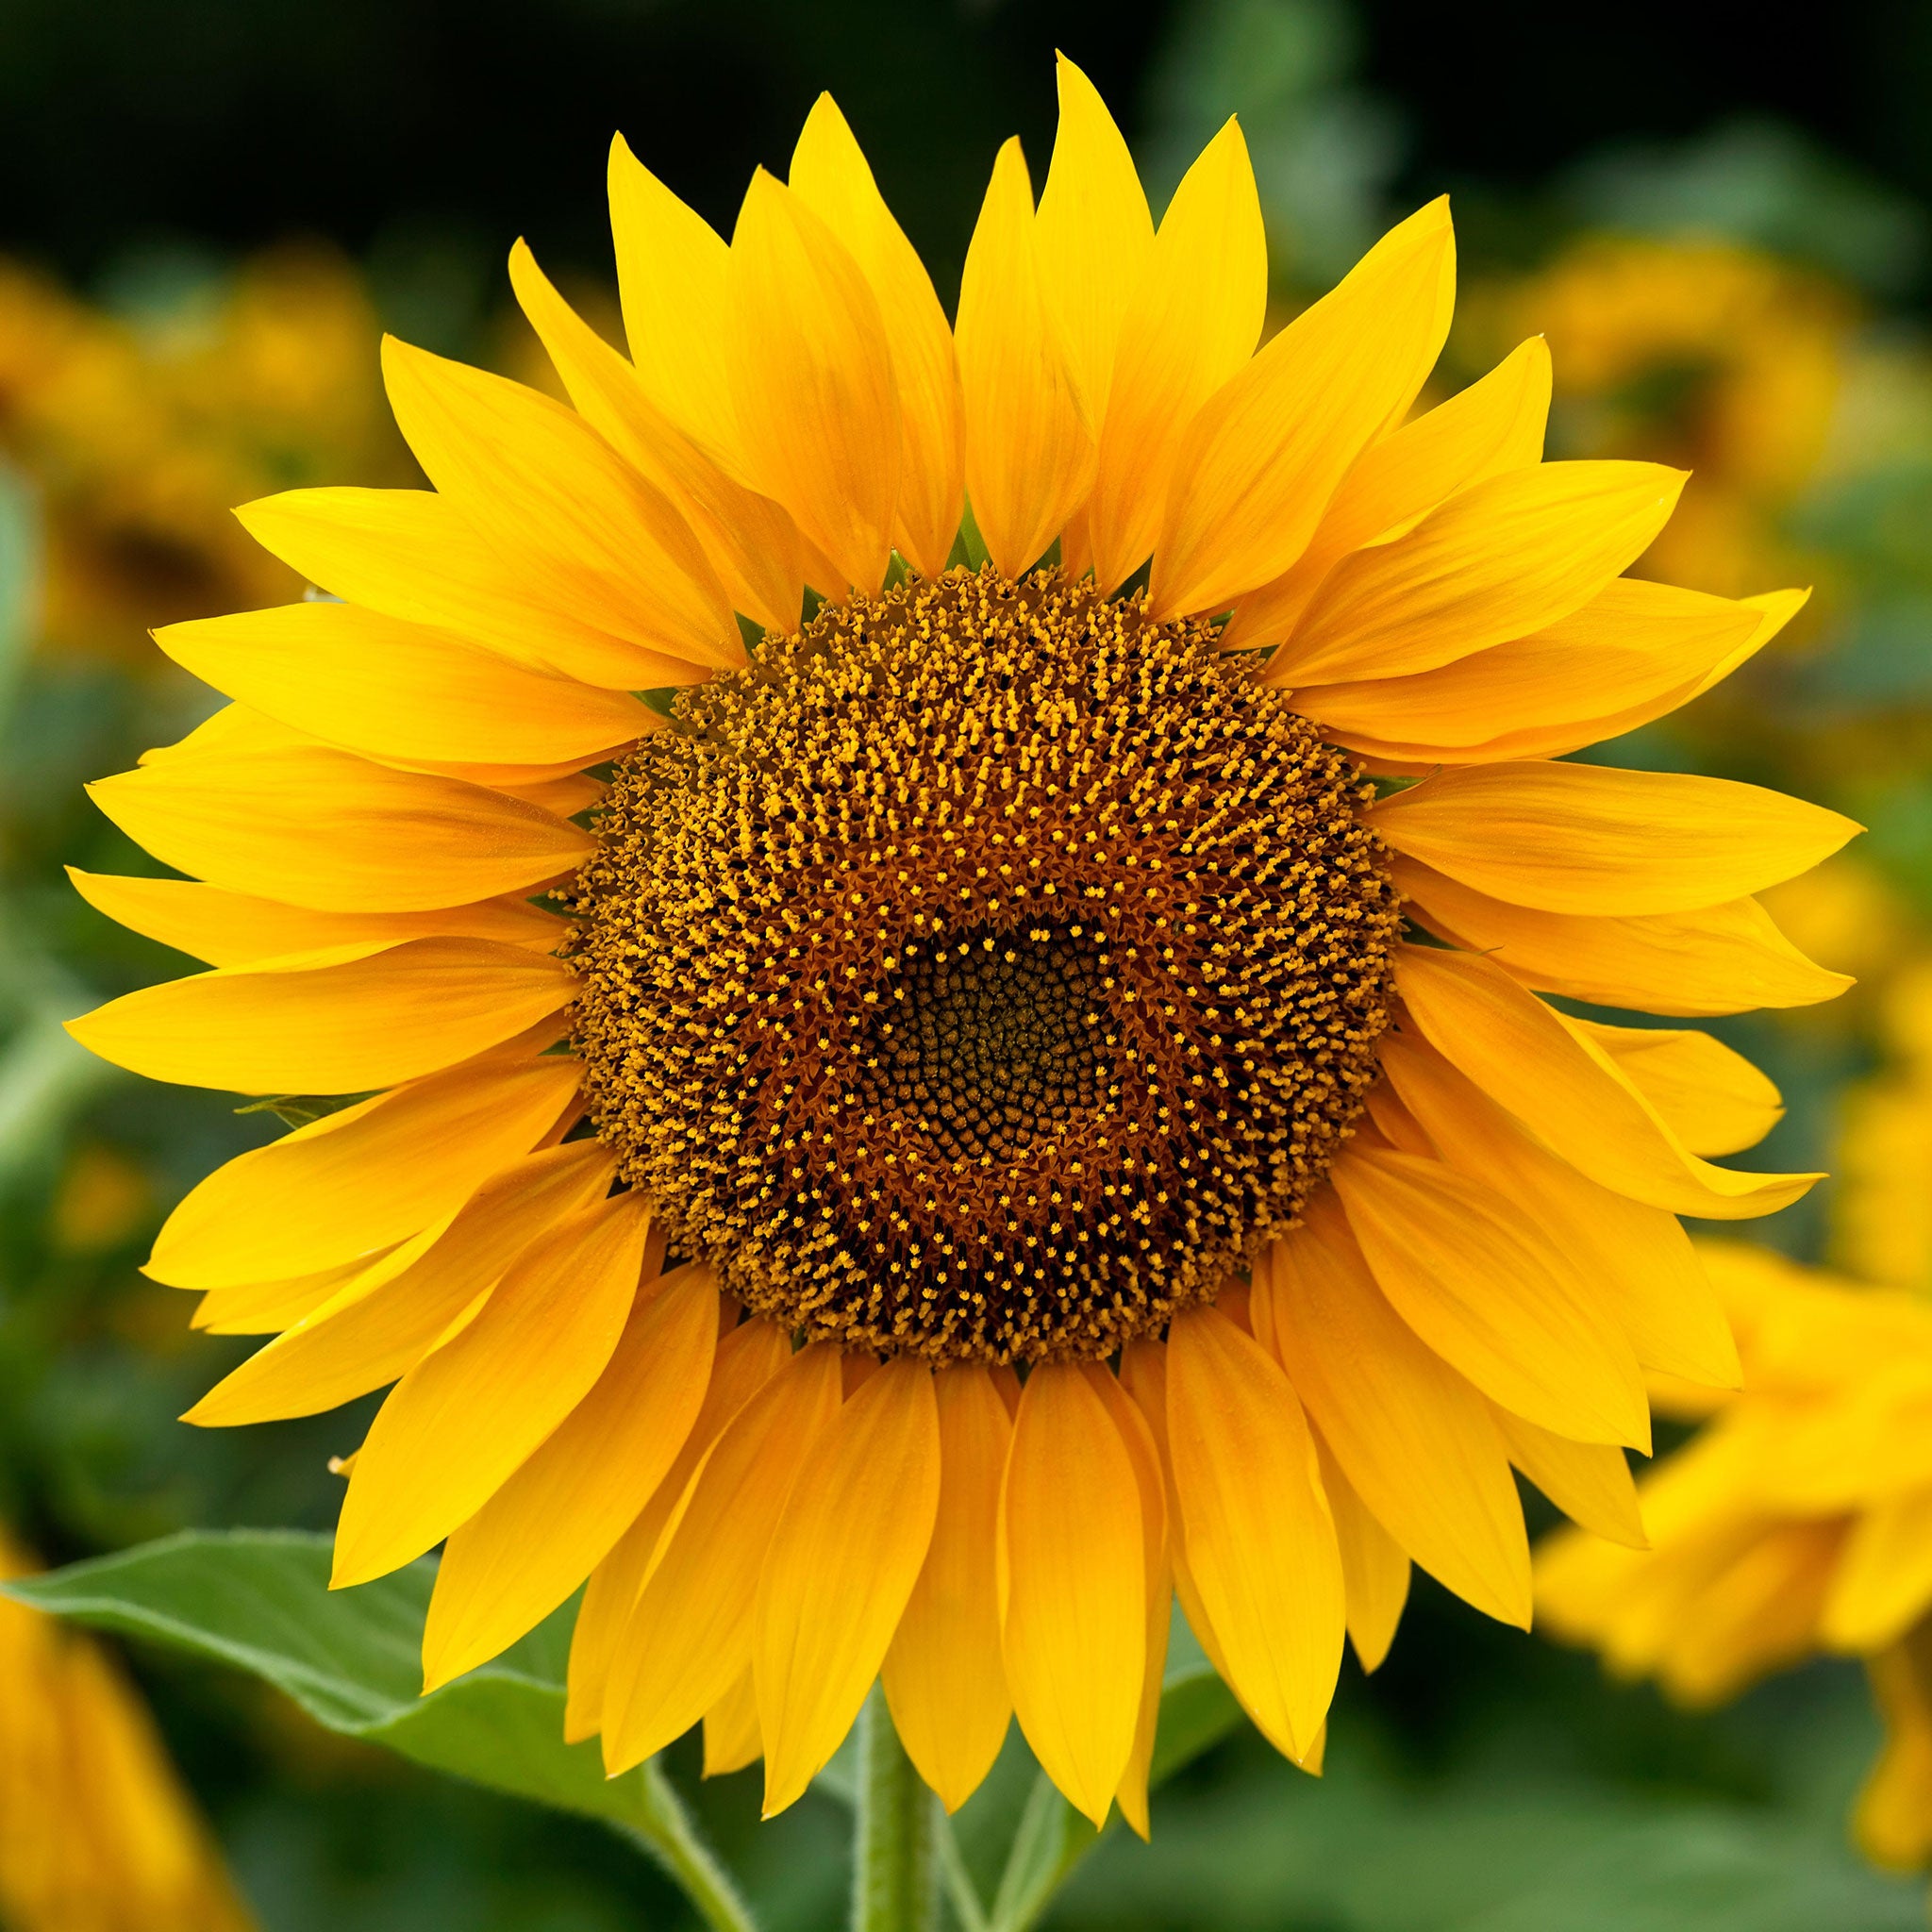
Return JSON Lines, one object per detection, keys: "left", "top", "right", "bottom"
{"left": 564, "top": 566, "right": 1400, "bottom": 1364}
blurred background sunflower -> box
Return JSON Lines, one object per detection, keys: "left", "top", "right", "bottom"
{"left": 7, "top": 1, "right": 1932, "bottom": 1927}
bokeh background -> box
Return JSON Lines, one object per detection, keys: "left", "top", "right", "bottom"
{"left": 6, "top": 2, "right": 1932, "bottom": 1925}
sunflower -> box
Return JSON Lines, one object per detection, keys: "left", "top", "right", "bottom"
{"left": 67, "top": 57, "right": 1858, "bottom": 1831}
{"left": 1538, "top": 1241, "right": 1932, "bottom": 1874}
{"left": 0, "top": 1531, "right": 257, "bottom": 1932}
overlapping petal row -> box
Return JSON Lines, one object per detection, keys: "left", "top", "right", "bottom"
{"left": 1538, "top": 1244, "right": 1932, "bottom": 1873}
{"left": 67, "top": 55, "right": 1857, "bottom": 1827}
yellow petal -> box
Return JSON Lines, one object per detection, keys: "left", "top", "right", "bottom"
{"left": 725, "top": 172, "right": 901, "bottom": 594}
{"left": 1223, "top": 336, "right": 1550, "bottom": 651}
{"left": 608, "top": 134, "right": 742, "bottom": 471}
{"left": 1166, "top": 1306, "right": 1344, "bottom": 1759}
{"left": 1491, "top": 1406, "right": 1647, "bottom": 1549}
{"left": 1857, "top": 1640, "right": 1932, "bottom": 1872}
{"left": 1368, "top": 760, "right": 1861, "bottom": 918}
{"left": 1393, "top": 941, "right": 1822, "bottom": 1220}
{"left": 236, "top": 487, "right": 704, "bottom": 691}
{"left": 881, "top": 1364, "right": 1014, "bottom": 1813}
{"left": 999, "top": 1360, "right": 1143, "bottom": 1826}
{"left": 192, "top": 1258, "right": 375, "bottom": 1336}
{"left": 704, "top": 1670, "right": 764, "bottom": 1778}
{"left": 1570, "top": 1018, "right": 1783, "bottom": 1157}
{"left": 146, "top": 1041, "right": 576, "bottom": 1288}
{"left": 1308, "top": 1439, "right": 1410, "bottom": 1673}
{"left": 70, "top": 869, "right": 563, "bottom": 970}
{"left": 332, "top": 1190, "right": 651, "bottom": 1587}
{"left": 1033, "top": 53, "right": 1155, "bottom": 428}
{"left": 382, "top": 336, "right": 740, "bottom": 672}
{"left": 1083, "top": 117, "right": 1264, "bottom": 593}
{"left": 789, "top": 97, "right": 964, "bottom": 579}
{"left": 1274, "top": 460, "right": 1684, "bottom": 686}
{"left": 600, "top": 1343, "right": 843, "bottom": 1773}
{"left": 185, "top": 1144, "right": 616, "bottom": 1426}
{"left": 156, "top": 600, "right": 647, "bottom": 771}
{"left": 1291, "top": 575, "right": 1757, "bottom": 758}
{"left": 1080, "top": 1362, "right": 1171, "bottom": 1840}
{"left": 1259, "top": 1202, "right": 1531, "bottom": 1625}
{"left": 1149, "top": 198, "right": 1455, "bottom": 621}
{"left": 424, "top": 1259, "right": 720, "bottom": 1689}
{"left": 956, "top": 138, "right": 1096, "bottom": 580}
{"left": 509, "top": 240, "right": 809, "bottom": 635}
{"left": 565, "top": 1318, "right": 791, "bottom": 1743}
{"left": 1329, "top": 1144, "right": 1651, "bottom": 1448}
{"left": 70, "top": 938, "right": 574, "bottom": 1096}
{"left": 1379, "top": 1030, "right": 1740, "bottom": 1388}
{"left": 88, "top": 748, "right": 591, "bottom": 915}
{"left": 1393, "top": 858, "right": 1852, "bottom": 1017}
{"left": 1821, "top": 1489, "right": 1932, "bottom": 1652}
{"left": 756, "top": 1358, "right": 941, "bottom": 1815}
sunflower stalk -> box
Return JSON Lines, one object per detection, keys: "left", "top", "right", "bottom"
{"left": 617, "top": 1757, "right": 759, "bottom": 1932}
{"left": 852, "top": 1687, "right": 939, "bottom": 1932}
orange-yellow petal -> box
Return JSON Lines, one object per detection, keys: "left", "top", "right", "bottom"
{"left": 725, "top": 171, "right": 901, "bottom": 594}
{"left": 703, "top": 1670, "right": 764, "bottom": 1778}
{"left": 87, "top": 748, "right": 591, "bottom": 915}
{"left": 756, "top": 1358, "right": 941, "bottom": 1815}
{"left": 67, "top": 939, "right": 575, "bottom": 1095}
{"left": 1490, "top": 1406, "right": 1648, "bottom": 1549}
{"left": 332, "top": 1190, "right": 652, "bottom": 1586}
{"left": 1149, "top": 198, "right": 1455, "bottom": 621}
{"left": 1367, "top": 760, "right": 1860, "bottom": 917}
{"left": 1307, "top": 1437, "right": 1410, "bottom": 1673}
{"left": 600, "top": 1342, "right": 843, "bottom": 1773}
{"left": 1569, "top": 1018, "right": 1783, "bottom": 1157}
{"left": 789, "top": 96, "right": 964, "bottom": 579}
{"left": 1166, "top": 1305, "right": 1345, "bottom": 1759}
{"left": 1821, "top": 1489, "right": 1932, "bottom": 1653}
{"left": 423, "top": 1259, "right": 719, "bottom": 1689}
{"left": 999, "top": 1361, "right": 1143, "bottom": 1826}
{"left": 955, "top": 138, "right": 1095, "bottom": 580}
{"left": 881, "top": 1364, "right": 1014, "bottom": 1814}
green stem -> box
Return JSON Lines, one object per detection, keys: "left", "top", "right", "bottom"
{"left": 851, "top": 1686, "right": 938, "bottom": 1932}
{"left": 614, "top": 1757, "right": 759, "bottom": 1932}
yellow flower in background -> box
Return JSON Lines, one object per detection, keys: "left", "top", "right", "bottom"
{"left": 66, "top": 55, "right": 1857, "bottom": 1830}
{"left": 1538, "top": 1242, "right": 1932, "bottom": 1874}
{"left": 1836, "top": 957, "right": 1932, "bottom": 1297}
{"left": 1464, "top": 235, "right": 1853, "bottom": 603}
{"left": 0, "top": 246, "right": 404, "bottom": 658}
{"left": 0, "top": 1531, "right": 256, "bottom": 1931}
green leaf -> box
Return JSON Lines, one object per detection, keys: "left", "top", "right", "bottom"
{"left": 6, "top": 1529, "right": 758, "bottom": 1932}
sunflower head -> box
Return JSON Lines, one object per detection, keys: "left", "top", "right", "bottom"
{"left": 67, "top": 55, "right": 1858, "bottom": 1834}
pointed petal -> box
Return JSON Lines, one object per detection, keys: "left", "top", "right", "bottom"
{"left": 956, "top": 139, "right": 1096, "bottom": 579}
{"left": 999, "top": 1361, "right": 1143, "bottom": 1826}
{"left": 145, "top": 1045, "right": 575, "bottom": 1289}
{"left": 1223, "top": 337, "right": 1550, "bottom": 650}
{"left": 1167, "top": 1305, "right": 1345, "bottom": 1757}
{"left": 155, "top": 600, "right": 648, "bottom": 771}
{"left": 790, "top": 96, "right": 964, "bottom": 578}
{"left": 88, "top": 748, "right": 591, "bottom": 915}
{"left": 332, "top": 1191, "right": 651, "bottom": 1586}
{"left": 1260, "top": 1204, "right": 1532, "bottom": 1625}
{"left": 1393, "top": 941, "right": 1823, "bottom": 1220}
{"left": 1394, "top": 858, "right": 1851, "bottom": 1017}
{"left": 1571, "top": 1018, "right": 1784, "bottom": 1156}
{"left": 1309, "top": 1440, "right": 1410, "bottom": 1673}
{"left": 1149, "top": 198, "right": 1455, "bottom": 620}
{"left": 1083, "top": 120, "right": 1264, "bottom": 593}
{"left": 600, "top": 1343, "right": 843, "bottom": 1773}
{"left": 509, "top": 241, "right": 809, "bottom": 634}
{"left": 69, "top": 939, "right": 575, "bottom": 1096}
{"left": 1491, "top": 1406, "right": 1648, "bottom": 1549}
{"left": 1033, "top": 54, "right": 1155, "bottom": 427}
{"left": 756, "top": 1358, "right": 941, "bottom": 1815}
{"left": 185, "top": 1143, "right": 615, "bottom": 1425}
{"left": 564, "top": 1319, "right": 791, "bottom": 1742}
{"left": 1329, "top": 1144, "right": 1652, "bottom": 1448}
{"left": 1379, "top": 1030, "right": 1740, "bottom": 1388}
{"left": 881, "top": 1364, "right": 1014, "bottom": 1813}
{"left": 704, "top": 1670, "right": 764, "bottom": 1777}
{"left": 424, "top": 1259, "right": 720, "bottom": 1688}
{"left": 1367, "top": 760, "right": 1860, "bottom": 917}
{"left": 725, "top": 172, "right": 902, "bottom": 594}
